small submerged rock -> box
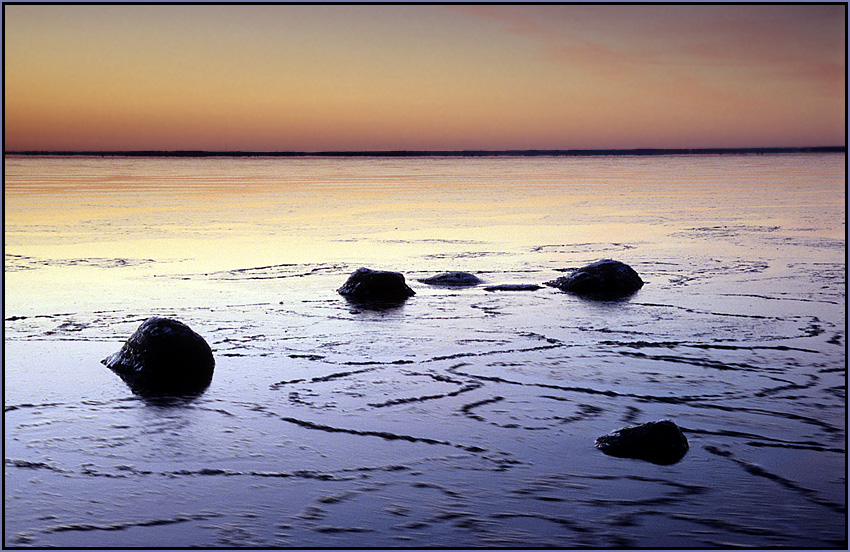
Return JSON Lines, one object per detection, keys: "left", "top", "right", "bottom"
{"left": 337, "top": 267, "right": 415, "bottom": 305}
{"left": 418, "top": 271, "right": 482, "bottom": 287}
{"left": 483, "top": 283, "right": 541, "bottom": 292}
{"left": 102, "top": 316, "right": 215, "bottom": 397}
{"left": 595, "top": 420, "right": 689, "bottom": 465}
{"left": 546, "top": 259, "right": 643, "bottom": 298}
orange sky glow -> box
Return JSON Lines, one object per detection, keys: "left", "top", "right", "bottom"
{"left": 3, "top": 4, "right": 846, "bottom": 151}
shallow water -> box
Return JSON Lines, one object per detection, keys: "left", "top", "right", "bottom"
{"left": 4, "top": 154, "right": 846, "bottom": 547}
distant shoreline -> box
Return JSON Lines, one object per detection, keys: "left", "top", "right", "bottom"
{"left": 4, "top": 146, "right": 845, "bottom": 158}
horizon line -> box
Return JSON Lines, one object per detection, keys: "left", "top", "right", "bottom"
{"left": 4, "top": 146, "right": 845, "bottom": 158}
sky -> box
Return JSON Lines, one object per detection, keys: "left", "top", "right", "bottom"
{"left": 3, "top": 4, "right": 846, "bottom": 152}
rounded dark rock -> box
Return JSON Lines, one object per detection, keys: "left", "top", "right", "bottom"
{"left": 418, "top": 271, "right": 483, "bottom": 287}
{"left": 595, "top": 420, "right": 689, "bottom": 465}
{"left": 102, "top": 316, "right": 215, "bottom": 397}
{"left": 545, "top": 258, "right": 643, "bottom": 298}
{"left": 337, "top": 267, "right": 415, "bottom": 305}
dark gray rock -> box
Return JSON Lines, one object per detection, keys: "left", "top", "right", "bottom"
{"left": 102, "top": 317, "right": 215, "bottom": 397}
{"left": 337, "top": 267, "right": 415, "bottom": 305}
{"left": 595, "top": 420, "right": 689, "bottom": 465}
{"left": 545, "top": 259, "right": 643, "bottom": 298}
{"left": 483, "top": 283, "right": 541, "bottom": 292}
{"left": 418, "top": 271, "right": 482, "bottom": 287}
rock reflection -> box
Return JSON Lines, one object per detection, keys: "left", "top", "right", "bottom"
{"left": 136, "top": 391, "right": 209, "bottom": 407}
{"left": 343, "top": 298, "right": 410, "bottom": 312}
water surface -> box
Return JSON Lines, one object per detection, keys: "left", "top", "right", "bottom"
{"left": 4, "top": 154, "right": 846, "bottom": 547}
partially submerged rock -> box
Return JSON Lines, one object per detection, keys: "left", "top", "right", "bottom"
{"left": 483, "top": 283, "right": 541, "bottom": 292}
{"left": 545, "top": 259, "right": 643, "bottom": 298}
{"left": 337, "top": 267, "right": 415, "bottom": 305}
{"left": 418, "top": 271, "right": 482, "bottom": 287}
{"left": 102, "top": 317, "right": 215, "bottom": 397}
{"left": 595, "top": 420, "right": 689, "bottom": 465}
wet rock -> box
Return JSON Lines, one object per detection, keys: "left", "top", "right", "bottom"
{"left": 418, "top": 271, "right": 482, "bottom": 287}
{"left": 483, "top": 283, "right": 541, "bottom": 292}
{"left": 337, "top": 267, "right": 415, "bottom": 305}
{"left": 595, "top": 420, "right": 689, "bottom": 465}
{"left": 545, "top": 259, "right": 643, "bottom": 298}
{"left": 102, "top": 317, "right": 215, "bottom": 397}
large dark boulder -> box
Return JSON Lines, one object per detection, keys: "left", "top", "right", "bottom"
{"left": 595, "top": 420, "right": 689, "bottom": 465}
{"left": 102, "top": 317, "right": 215, "bottom": 397}
{"left": 545, "top": 259, "right": 643, "bottom": 298}
{"left": 337, "top": 267, "right": 415, "bottom": 305}
{"left": 418, "top": 271, "right": 482, "bottom": 287}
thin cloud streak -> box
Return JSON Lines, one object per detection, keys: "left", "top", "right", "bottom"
{"left": 456, "top": 5, "right": 844, "bottom": 95}
{"left": 449, "top": 4, "right": 844, "bottom": 149}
